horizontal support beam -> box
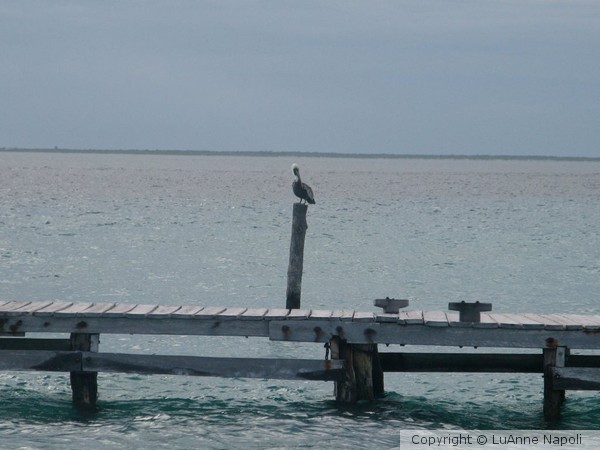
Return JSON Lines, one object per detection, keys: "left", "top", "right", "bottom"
{"left": 0, "top": 350, "right": 82, "bottom": 371}
{"left": 0, "top": 350, "right": 344, "bottom": 381}
{"left": 0, "top": 315, "right": 269, "bottom": 338}
{"left": 566, "top": 355, "right": 600, "bottom": 368}
{"left": 552, "top": 367, "right": 600, "bottom": 391}
{"left": 378, "top": 353, "right": 600, "bottom": 373}
{"left": 379, "top": 353, "right": 544, "bottom": 373}
{"left": 1, "top": 313, "right": 599, "bottom": 349}
{"left": 0, "top": 338, "right": 71, "bottom": 351}
{"left": 268, "top": 321, "right": 600, "bottom": 349}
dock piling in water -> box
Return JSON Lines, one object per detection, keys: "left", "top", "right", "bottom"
{"left": 331, "top": 336, "right": 382, "bottom": 403}
{"left": 544, "top": 344, "right": 566, "bottom": 421}
{"left": 70, "top": 333, "right": 99, "bottom": 410}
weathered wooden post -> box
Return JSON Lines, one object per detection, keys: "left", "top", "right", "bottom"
{"left": 286, "top": 203, "right": 308, "bottom": 309}
{"left": 543, "top": 342, "right": 566, "bottom": 421}
{"left": 330, "top": 336, "right": 356, "bottom": 403}
{"left": 372, "top": 344, "right": 385, "bottom": 397}
{"left": 70, "top": 333, "right": 99, "bottom": 410}
{"left": 353, "top": 344, "right": 377, "bottom": 401}
{"left": 330, "top": 332, "right": 383, "bottom": 403}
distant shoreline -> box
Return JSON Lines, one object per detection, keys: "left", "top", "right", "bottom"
{"left": 1, "top": 147, "right": 598, "bottom": 162}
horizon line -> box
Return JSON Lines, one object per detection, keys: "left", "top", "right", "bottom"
{"left": 1, "top": 147, "right": 598, "bottom": 162}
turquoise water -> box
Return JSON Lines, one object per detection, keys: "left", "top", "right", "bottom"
{"left": 1, "top": 152, "right": 599, "bottom": 448}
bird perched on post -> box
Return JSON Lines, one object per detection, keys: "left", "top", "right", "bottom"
{"left": 291, "top": 163, "right": 315, "bottom": 205}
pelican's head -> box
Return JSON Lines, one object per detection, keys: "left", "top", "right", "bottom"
{"left": 291, "top": 163, "right": 300, "bottom": 176}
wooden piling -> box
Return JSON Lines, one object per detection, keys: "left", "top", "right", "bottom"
{"left": 286, "top": 203, "right": 308, "bottom": 309}
{"left": 70, "top": 333, "right": 99, "bottom": 410}
{"left": 353, "top": 344, "right": 376, "bottom": 401}
{"left": 331, "top": 337, "right": 356, "bottom": 403}
{"left": 372, "top": 345, "right": 385, "bottom": 397}
{"left": 330, "top": 337, "right": 382, "bottom": 403}
{"left": 543, "top": 345, "right": 566, "bottom": 421}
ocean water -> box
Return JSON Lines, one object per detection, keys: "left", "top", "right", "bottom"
{"left": 0, "top": 151, "right": 599, "bottom": 449}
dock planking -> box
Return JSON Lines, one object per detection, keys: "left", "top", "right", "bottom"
{"left": 239, "top": 308, "right": 268, "bottom": 320}
{"left": 34, "top": 301, "right": 74, "bottom": 315}
{"left": 1, "top": 301, "right": 600, "bottom": 348}
{"left": 147, "top": 305, "right": 183, "bottom": 318}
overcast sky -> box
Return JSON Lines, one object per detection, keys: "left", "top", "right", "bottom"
{"left": 1, "top": 1, "right": 599, "bottom": 157}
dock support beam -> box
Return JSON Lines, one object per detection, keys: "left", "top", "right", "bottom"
{"left": 330, "top": 337, "right": 383, "bottom": 403}
{"left": 543, "top": 344, "right": 566, "bottom": 421}
{"left": 70, "top": 333, "right": 99, "bottom": 410}
{"left": 286, "top": 203, "right": 308, "bottom": 309}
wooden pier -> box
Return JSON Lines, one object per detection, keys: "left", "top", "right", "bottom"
{"left": 1, "top": 300, "right": 599, "bottom": 420}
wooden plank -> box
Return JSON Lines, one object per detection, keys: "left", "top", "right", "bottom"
{"left": 217, "top": 307, "right": 248, "bottom": 320}
{"left": 376, "top": 313, "right": 400, "bottom": 323}
{"left": 353, "top": 311, "right": 375, "bottom": 322}
{"left": 81, "top": 352, "right": 344, "bottom": 381}
{"left": 102, "top": 303, "right": 137, "bottom": 317}
{"left": 2, "top": 301, "right": 53, "bottom": 315}
{"left": 125, "top": 304, "right": 158, "bottom": 318}
{"left": 536, "top": 314, "right": 582, "bottom": 330}
{"left": 398, "top": 310, "right": 423, "bottom": 325}
{"left": 0, "top": 301, "right": 34, "bottom": 313}
{"left": 552, "top": 367, "right": 600, "bottom": 390}
{"left": 487, "top": 313, "right": 524, "bottom": 329}
{"left": 560, "top": 314, "right": 600, "bottom": 330}
{"left": 263, "top": 308, "right": 290, "bottom": 320}
{"left": 239, "top": 308, "right": 268, "bottom": 320}
{"left": 170, "top": 305, "right": 204, "bottom": 318}
{"left": 544, "top": 314, "right": 584, "bottom": 330}
{"left": 504, "top": 313, "right": 546, "bottom": 330}
{"left": 194, "top": 306, "right": 227, "bottom": 319}
{"left": 309, "top": 309, "right": 333, "bottom": 320}
{"left": 80, "top": 303, "right": 116, "bottom": 317}
{"left": 287, "top": 309, "right": 311, "bottom": 320}
{"left": 32, "top": 302, "right": 74, "bottom": 316}
{"left": 329, "top": 309, "right": 355, "bottom": 321}
{"left": 0, "top": 348, "right": 344, "bottom": 381}
{"left": 59, "top": 303, "right": 95, "bottom": 317}
{"left": 525, "top": 313, "right": 566, "bottom": 331}
{"left": 147, "top": 305, "right": 182, "bottom": 318}
{"left": 423, "top": 311, "right": 449, "bottom": 327}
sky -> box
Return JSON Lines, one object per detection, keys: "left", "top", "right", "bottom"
{"left": 1, "top": 0, "right": 599, "bottom": 157}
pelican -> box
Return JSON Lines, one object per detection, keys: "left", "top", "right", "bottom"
{"left": 291, "top": 163, "right": 315, "bottom": 205}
